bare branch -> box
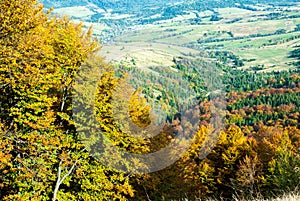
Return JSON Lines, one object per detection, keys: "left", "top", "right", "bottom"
{"left": 59, "top": 159, "right": 79, "bottom": 186}
{"left": 52, "top": 159, "right": 80, "bottom": 201}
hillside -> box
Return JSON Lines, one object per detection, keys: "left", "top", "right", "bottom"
{"left": 42, "top": 0, "right": 300, "bottom": 72}
{"left": 1, "top": 0, "right": 300, "bottom": 201}
{"left": 43, "top": 0, "right": 300, "bottom": 42}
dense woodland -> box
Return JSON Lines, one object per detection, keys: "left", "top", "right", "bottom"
{"left": 1, "top": 0, "right": 300, "bottom": 201}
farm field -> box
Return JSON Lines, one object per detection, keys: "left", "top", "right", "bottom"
{"left": 98, "top": 3, "right": 300, "bottom": 71}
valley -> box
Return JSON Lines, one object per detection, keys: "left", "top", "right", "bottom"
{"left": 1, "top": 1, "right": 300, "bottom": 200}
{"left": 103, "top": 4, "right": 300, "bottom": 71}
{"left": 45, "top": 0, "right": 300, "bottom": 71}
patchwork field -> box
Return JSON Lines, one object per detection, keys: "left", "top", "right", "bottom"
{"left": 49, "top": 1, "right": 300, "bottom": 70}
{"left": 96, "top": 3, "right": 300, "bottom": 70}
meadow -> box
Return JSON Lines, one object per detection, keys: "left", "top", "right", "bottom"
{"left": 97, "top": 3, "right": 300, "bottom": 71}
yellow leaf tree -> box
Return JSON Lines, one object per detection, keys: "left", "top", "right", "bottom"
{"left": 0, "top": 0, "right": 134, "bottom": 200}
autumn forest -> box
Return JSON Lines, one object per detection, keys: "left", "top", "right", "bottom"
{"left": 1, "top": 0, "right": 300, "bottom": 201}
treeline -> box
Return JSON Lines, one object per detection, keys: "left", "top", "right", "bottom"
{"left": 224, "top": 69, "right": 300, "bottom": 92}
{"left": 289, "top": 45, "right": 300, "bottom": 67}
{"left": 197, "top": 30, "right": 300, "bottom": 45}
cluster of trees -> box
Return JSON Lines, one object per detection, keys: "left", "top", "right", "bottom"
{"left": 227, "top": 89, "right": 299, "bottom": 127}
{"left": 207, "top": 50, "right": 244, "bottom": 67}
{"left": 289, "top": 45, "right": 300, "bottom": 67}
{"left": 128, "top": 123, "right": 300, "bottom": 200}
{"left": 97, "top": 57, "right": 300, "bottom": 200}
{"left": 0, "top": 1, "right": 135, "bottom": 200}
{"left": 223, "top": 69, "right": 300, "bottom": 92}
{"left": 197, "top": 29, "right": 299, "bottom": 47}
{"left": 112, "top": 55, "right": 300, "bottom": 199}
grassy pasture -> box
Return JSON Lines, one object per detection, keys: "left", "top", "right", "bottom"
{"left": 236, "top": 48, "right": 292, "bottom": 71}
{"left": 52, "top": 6, "right": 96, "bottom": 18}
{"left": 100, "top": 3, "right": 300, "bottom": 70}
{"left": 215, "top": 7, "right": 255, "bottom": 19}
{"left": 116, "top": 18, "right": 300, "bottom": 45}
{"left": 235, "top": 37, "right": 300, "bottom": 70}
{"left": 203, "top": 32, "right": 300, "bottom": 48}
{"left": 100, "top": 41, "right": 199, "bottom": 68}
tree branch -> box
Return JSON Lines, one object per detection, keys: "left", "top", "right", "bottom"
{"left": 52, "top": 159, "right": 79, "bottom": 201}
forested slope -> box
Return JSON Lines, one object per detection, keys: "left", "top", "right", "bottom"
{"left": 0, "top": 0, "right": 300, "bottom": 201}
